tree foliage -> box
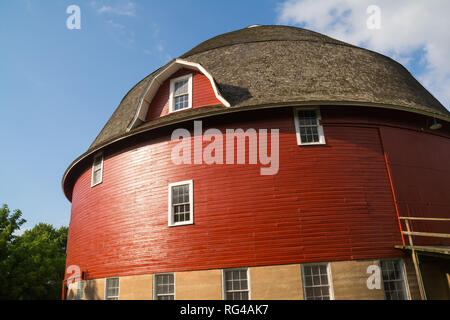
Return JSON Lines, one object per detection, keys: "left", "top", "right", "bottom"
{"left": 0, "top": 204, "right": 26, "bottom": 297}
{"left": 0, "top": 204, "right": 68, "bottom": 300}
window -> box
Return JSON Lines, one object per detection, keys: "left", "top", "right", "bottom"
{"left": 105, "top": 277, "right": 120, "bottom": 300}
{"left": 223, "top": 268, "right": 250, "bottom": 300}
{"left": 154, "top": 273, "right": 175, "bottom": 300}
{"left": 301, "top": 263, "right": 333, "bottom": 300}
{"left": 91, "top": 152, "right": 103, "bottom": 187}
{"left": 168, "top": 180, "right": 194, "bottom": 227}
{"left": 293, "top": 108, "right": 326, "bottom": 145}
{"left": 75, "top": 280, "right": 85, "bottom": 300}
{"left": 169, "top": 74, "right": 193, "bottom": 112}
{"left": 380, "top": 259, "right": 408, "bottom": 300}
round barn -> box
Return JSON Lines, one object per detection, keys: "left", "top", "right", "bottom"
{"left": 62, "top": 25, "right": 450, "bottom": 300}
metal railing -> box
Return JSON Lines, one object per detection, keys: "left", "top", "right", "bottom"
{"left": 399, "top": 216, "right": 450, "bottom": 246}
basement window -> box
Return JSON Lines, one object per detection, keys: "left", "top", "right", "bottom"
{"left": 169, "top": 74, "right": 193, "bottom": 112}
{"left": 75, "top": 280, "right": 85, "bottom": 300}
{"left": 154, "top": 273, "right": 175, "bottom": 300}
{"left": 301, "top": 263, "right": 333, "bottom": 300}
{"left": 168, "top": 180, "right": 194, "bottom": 227}
{"left": 91, "top": 152, "right": 103, "bottom": 187}
{"left": 105, "top": 277, "right": 120, "bottom": 300}
{"left": 223, "top": 268, "right": 250, "bottom": 300}
{"left": 293, "top": 108, "right": 326, "bottom": 145}
{"left": 380, "top": 259, "right": 408, "bottom": 300}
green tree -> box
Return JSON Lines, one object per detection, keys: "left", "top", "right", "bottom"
{"left": 7, "top": 223, "right": 68, "bottom": 299}
{"left": 0, "top": 204, "right": 68, "bottom": 300}
{"left": 0, "top": 204, "right": 26, "bottom": 298}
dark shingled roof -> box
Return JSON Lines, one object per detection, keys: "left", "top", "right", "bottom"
{"left": 63, "top": 25, "right": 449, "bottom": 200}
{"left": 89, "top": 25, "right": 449, "bottom": 152}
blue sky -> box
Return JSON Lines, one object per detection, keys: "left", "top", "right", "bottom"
{"left": 1, "top": 0, "right": 448, "bottom": 231}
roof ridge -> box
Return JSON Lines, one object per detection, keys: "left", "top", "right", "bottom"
{"left": 181, "top": 38, "right": 358, "bottom": 59}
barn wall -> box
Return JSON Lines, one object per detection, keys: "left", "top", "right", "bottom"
{"left": 66, "top": 258, "right": 420, "bottom": 300}
{"left": 63, "top": 107, "right": 448, "bottom": 280}
{"left": 379, "top": 126, "right": 450, "bottom": 246}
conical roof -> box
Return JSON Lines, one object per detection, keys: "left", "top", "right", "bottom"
{"left": 62, "top": 25, "right": 449, "bottom": 200}
{"left": 89, "top": 25, "right": 449, "bottom": 151}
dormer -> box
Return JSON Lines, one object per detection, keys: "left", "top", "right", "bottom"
{"left": 127, "top": 59, "right": 230, "bottom": 131}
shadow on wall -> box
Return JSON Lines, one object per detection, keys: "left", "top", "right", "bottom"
{"left": 84, "top": 279, "right": 101, "bottom": 300}
{"left": 66, "top": 279, "right": 101, "bottom": 300}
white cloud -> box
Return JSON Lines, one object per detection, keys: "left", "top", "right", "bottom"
{"left": 89, "top": 1, "right": 137, "bottom": 48}
{"left": 277, "top": 0, "right": 450, "bottom": 110}
{"left": 106, "top": 19, "right": 135, "bottom": 47}
{"left": 156, "top": 44, "right": 164, "bottom": 52}
{"left": 92, "top": 1, "right": 136, "bottom": 17}
{"left": 106, "top": 19, "right": 126, "bottom": 30}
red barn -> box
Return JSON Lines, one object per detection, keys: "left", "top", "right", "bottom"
{"left": 62, "top": 25, "right": 450, "bottom": 300}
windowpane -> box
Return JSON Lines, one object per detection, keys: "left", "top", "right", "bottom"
{"left": 170, "top": 182, "right": 192, "bottom": 225}
{"left": 303, "top": 266, "right": 312, "bottom": 276}
{"left": 105, "top": 278, "right": 119, "bottom": 300}
{"left": 224, "top": 269, "right": 249, "bottom": 300}
{"left": 93, "top": 170, "right": 102, "bottom": 184}
{"left": 302, "top": 264, "right": 331, "bottom": 300}
{"left": 174, "top": 94, "right": 189, "bottom": 111}
{"left": 91, "top": 154, "right": 103, "bottom": 186}
{"left": 381, "top": 260, "right": 407, "bottom": 300}
{"left": 75, "top": 281, "right": 84, "bottom": 300}
{"left": 296, "top": 109, "right": 323, "bottom": 144}
{"left": 174, "top": 79, "right": 188, "bottom": 96}
{"left": 155, "top": 274, "right": 175, "bottom": 300}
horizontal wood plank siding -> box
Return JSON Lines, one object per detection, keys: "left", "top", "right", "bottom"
{"left": 66, "top": 107, "right": 450, "bottom": 280}
{"left": 380, "top": 126, "right": 450, "bottom": 246}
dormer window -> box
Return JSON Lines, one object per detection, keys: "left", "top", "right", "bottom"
{"left": 169, "top": 74, "right": 192, "bottom": 113}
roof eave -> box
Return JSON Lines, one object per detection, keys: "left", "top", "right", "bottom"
{"left": 61, "top": 100, "right": 450, "bottom": 202}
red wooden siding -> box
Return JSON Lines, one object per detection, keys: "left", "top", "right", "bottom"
{"left": 380, "top": 126, "right": 450, "bottom": 246}
{"left": 145, "top": 68, "right": 222, "bottom": 121}
{"left": 63, "top": 107, "right": 449, "bottom": 281}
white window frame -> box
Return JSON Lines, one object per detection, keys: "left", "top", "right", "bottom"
{"left": 301, "top": 262, "right": 334, "bottom": 300}
{"left": 168, "top": 180, "right": 194, "bottom": 227}
{"left": 75, "top": 280, "right": 85, "bottom": 300}
{"left": 91, "top": 151, "right": 104, "bottom": 187}
{"left": 293, "top": 107, "right": 326, "bottom": 145}
{"left": 104, "top": 277, "right": 120, "bottom": 300}
{"left": 222, "top": 268, "right": 251, "bottom": 300}
{"left": 169, "top": 74, "right": 193, "bottom": 113}
{"left": 153, "top": 273, "right": 176, "bottom": 300}
{"left": 379, "top": 258, "right": 410, "bottom": 300}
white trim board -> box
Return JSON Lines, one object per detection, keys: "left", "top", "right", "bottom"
{"left": 90, "top": 151, "right": 104, "bottom": 187}
{"left": 169, "top": 74, "right": 193, "bottom": 113}
{"left": 128, "top": 59, "right": 231, "bottom": 131}
{"left": 168, "top": 179, "right": 194, "bottom": 227}
{"left": 293, "top": 107, "right": 326, "bottom": 146}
